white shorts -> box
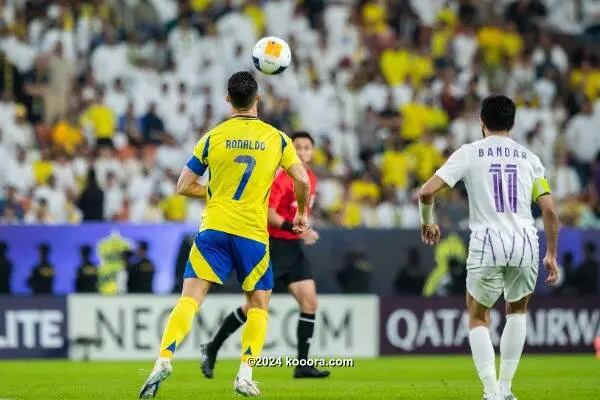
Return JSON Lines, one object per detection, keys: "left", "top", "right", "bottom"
{"left": 466, "top": 265, "right": 538, "bottom": 308}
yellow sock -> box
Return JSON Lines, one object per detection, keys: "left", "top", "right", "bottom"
{"left": 240, "top": 308, "right": 268, "bottom": 363}
{"left": 159, "top": 296, "right": 199, "bottom": 359}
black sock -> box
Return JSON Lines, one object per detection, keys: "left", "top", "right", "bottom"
{"left": 297, "top": 312, "right": 315, "bottom": 361}
{"left": 209, "top": 307, "right": 246, "bottom": 353}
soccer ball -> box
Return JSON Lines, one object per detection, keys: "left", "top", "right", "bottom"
{"left": 252, "top": 36, "right": 291, "bottom": 75}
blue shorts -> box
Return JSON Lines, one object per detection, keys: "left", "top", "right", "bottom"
{"left": 184, "top": 229, "right": 273, "bottom": 291}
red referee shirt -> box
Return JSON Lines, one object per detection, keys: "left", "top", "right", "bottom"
{"left": 268, "top": 168, "right": 317, "bottom": 240}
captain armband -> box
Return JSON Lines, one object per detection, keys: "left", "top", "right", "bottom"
{"left": 532, "top": 177, "right": 551, "bottom": 202}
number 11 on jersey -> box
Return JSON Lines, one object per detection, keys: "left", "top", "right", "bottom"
{"left": 490, "top": 163, "right": 518, "bottom": 213}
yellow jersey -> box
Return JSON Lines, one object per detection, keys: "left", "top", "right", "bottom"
{"left": 80, "top": 104, "right": 115, "bottom": 139}
{"left": 381, "top": 149, "right": 413, "bottom": 189}
{"left": 186, "top": 116, "right": 301, "bottom": 244}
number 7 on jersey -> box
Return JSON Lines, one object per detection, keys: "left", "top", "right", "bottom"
{"left": 232, "top": 155, "right": 256, "bottom": 200}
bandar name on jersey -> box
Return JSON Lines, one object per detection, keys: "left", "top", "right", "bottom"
{"left": 478, "top": 146, "right": 527, "bottom": 159}
{"left": 225, "top": 139, "right": 266, "bottom": 150}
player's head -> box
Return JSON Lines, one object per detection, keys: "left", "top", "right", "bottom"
{"left": 227, "top": 71, "right": 259, "bottom": 112}
{"left": 80, "top": 245, "right": 92, "bottom": 258}
{"left": 138, "top": 240, "right": 149, "bottom": 255}
{"left": 291, "top": 131, "right": 314, "bottom": 166}
{"left": 38, "top": 242, "right": 50, "bottom": 257}
{"left": 480, "top": 94, "right": 516, "bottom": 137}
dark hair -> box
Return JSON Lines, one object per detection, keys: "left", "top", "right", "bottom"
{"left": 291, "top": 131, "right": 314, "bottom": 145}
{"left": 80, "top": 245, "right": 92, "bottom": 256}
{"left": 227, "top": 71, "right": 258, "bottom": 110}
{"left": 584, "top": 241, "right": 597, "bottom": 254}
{"left": 480, "top": 94, "right": 516, "bottom": 132}
{"left": 563, "top": 251, "right": 574, "bottom": 264}
{"left": 86, "top": 168, "right": 100, "bottom": 189}
{"left": 38, "top": 243, "right": 50, "bottom": 254}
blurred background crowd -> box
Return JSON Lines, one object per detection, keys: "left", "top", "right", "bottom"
{"left": 0, "top": 0, "right": 600, "bottom": 230}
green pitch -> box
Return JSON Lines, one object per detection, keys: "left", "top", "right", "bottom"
{"left": 1, "top": 355, "right": 598, "bottom": 399}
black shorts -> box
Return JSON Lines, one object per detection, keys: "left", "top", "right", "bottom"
{"left": 269, "top": 237, "right": 313, "bottom": 292}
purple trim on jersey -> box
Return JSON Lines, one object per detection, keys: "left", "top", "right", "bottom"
{"left": 490, "top": 164, "right": 504, "bottom": 213}
{"left": 508, "top": 232, "right": 516, "bottom": 266}
{"left": 499, "top": 230, "right": 508, "bottom": 261}
{"left": 486, "top": 229, "right": 496, "bottom": 265}
{"left": 508, "top": 171, "right": 513, "bottom": 212}
{"left": 518, "top": 228, "right": 527, "bottom": 267}
{"left": 506, "top": 164, "right": 518, "bottom": 213}
{"left": 480, "top": 231, "right": 488, "bottom": 266}
{"left": 526, "top": 231, "right": 534, "bottom": 266}
{"left": 495, "top": 173, "right": 503, "bottom": 212}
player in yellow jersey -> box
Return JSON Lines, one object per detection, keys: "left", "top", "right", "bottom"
{"left": 139, "top": 72, "right": 310, "bottom": 398}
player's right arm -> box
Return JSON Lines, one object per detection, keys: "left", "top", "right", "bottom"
{"left": 176, "top": 166, "right": 207, "bottom": 198}
{"left": 419, "top": 145, "right": 469, "bottom": 245}
{"left": 533, "top": 169, "right": 559, "bottom": 286}
{"left": 177, "top": 134, "right": 209, "bottom": 199}
{"left": 280, "top": 134, "right": 310, "bottom": 232}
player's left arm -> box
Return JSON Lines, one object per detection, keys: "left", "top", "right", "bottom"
{"left": 418, "top": 145, "right": 469, "bottom": 245}
{"left": 279, "top": 133, "right": 310, "bottom": 232}
{"left": 267, "top": 173, "right": 301, "bottom": 226}
{"left": 532, "top": 157, "right": 560, "bottom": 286}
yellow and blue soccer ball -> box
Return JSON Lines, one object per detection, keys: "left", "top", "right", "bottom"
{"left": 252, "top": 36, "right": 291, "bottom": 75}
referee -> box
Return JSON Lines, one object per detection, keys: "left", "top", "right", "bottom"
{"left": 200, "top": 131, "right": 329, "bottom": 379}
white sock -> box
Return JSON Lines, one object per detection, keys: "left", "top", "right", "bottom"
{"left": 238, "top": 362, "right": 252, "bottom": 380}
{"left": 499, "top": 313, "right": 527, "bottom": 394}
{"left": 469, "top": 326, "right": 499, "bottom": 396}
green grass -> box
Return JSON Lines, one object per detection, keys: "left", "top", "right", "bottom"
{"left": 0, "top": 356, "right": 598, "bottom": 399}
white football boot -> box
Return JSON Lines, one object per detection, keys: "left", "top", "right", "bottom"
{"left": 139, "top": 359, "right": 173, "bottom": 398}
{"left": 233, "top": 376, "right": 261, "bottom": 397}
{"left": 482, "top": 393, "right": 501, "bottom": 400}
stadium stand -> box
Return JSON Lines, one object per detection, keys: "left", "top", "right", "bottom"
{"left": 0, "top": 0, "right": 599, "bottom": 231}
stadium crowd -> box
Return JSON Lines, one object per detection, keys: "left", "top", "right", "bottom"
{"left": 0, "top": 0, "right": 599, "bottom": 229}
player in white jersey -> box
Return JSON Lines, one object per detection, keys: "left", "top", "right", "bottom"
{"left": 417, "top": 95, "right": 560, "bottom": 400}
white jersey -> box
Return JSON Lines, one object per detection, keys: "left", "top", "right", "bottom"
{"left": 436, "top": 135, "right": 546, "bottom": 269}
